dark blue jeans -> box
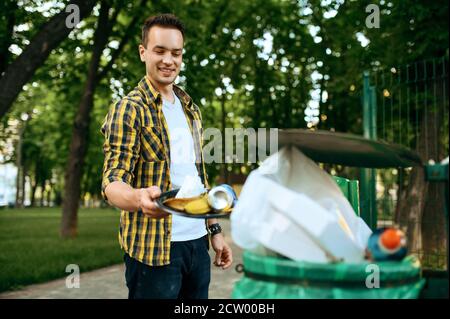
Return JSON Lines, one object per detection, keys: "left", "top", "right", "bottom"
{"left": 124, "top": 235, "right": 211, "bottom": 299}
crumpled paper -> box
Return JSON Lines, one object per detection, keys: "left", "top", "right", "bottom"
{"left": 175, "top": 175, "right": 206, "bottom": 198}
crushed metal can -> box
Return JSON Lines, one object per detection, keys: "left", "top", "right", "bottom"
{"left": 207, "top": 184, "right": 237, "bottom": 212}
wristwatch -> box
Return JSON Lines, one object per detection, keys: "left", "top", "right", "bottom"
{"left": 208, "top": 223, "right": 222, "bottom": 236}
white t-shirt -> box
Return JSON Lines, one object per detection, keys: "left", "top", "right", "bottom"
{"left": 161, "top": 92, "right": 207, "bottom": 242}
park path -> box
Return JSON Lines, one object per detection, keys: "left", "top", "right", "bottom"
{"left": 0, "top": 219, "right": 243, "bottom": 299}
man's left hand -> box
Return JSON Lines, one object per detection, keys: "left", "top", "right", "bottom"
{"left": 210, "top": 233, "right": 233, "bottom": 270}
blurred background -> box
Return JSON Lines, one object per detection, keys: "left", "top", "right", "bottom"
{"left": 0, "top": 0, "right": 448, "bottom": 295}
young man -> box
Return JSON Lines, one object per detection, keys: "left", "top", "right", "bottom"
{"left": 101, "top": 14, "right": 232, "bottom": 299}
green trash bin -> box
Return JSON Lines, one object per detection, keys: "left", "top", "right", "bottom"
{"left": 332, "top": 175, "right": 360, "bottom": 216}
{"left": 232, "top": 251, "right": 426, "bottom": 299}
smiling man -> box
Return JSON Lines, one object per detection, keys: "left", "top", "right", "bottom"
{"left": 101, "top": 14, "right": 232, "bottom": 299}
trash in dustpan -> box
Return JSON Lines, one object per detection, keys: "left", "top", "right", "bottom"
{"left": 231, "top": 146, "right": 373, "bottom": 263}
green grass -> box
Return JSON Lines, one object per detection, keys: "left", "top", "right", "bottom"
{"left": 0, "top": 207, "right": 123, "bottom": 293}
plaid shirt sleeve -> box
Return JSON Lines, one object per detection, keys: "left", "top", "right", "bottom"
{"left": 100, "top": 99, "right": 141, "bottom": 201}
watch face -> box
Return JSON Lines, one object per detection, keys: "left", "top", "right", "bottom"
{"left": 209, "top": 224, "right": 221, "bottom": 235}
{"left": 209, "top": 223, "right": 220, "bottom": 230}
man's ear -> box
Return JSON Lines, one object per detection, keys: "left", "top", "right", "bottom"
{"left": 138, "top": 44, "right": 145, "bottom": 62}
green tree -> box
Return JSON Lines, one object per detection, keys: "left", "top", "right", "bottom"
{"left": 0, "top": 0, "right": 97, "bottom": 118}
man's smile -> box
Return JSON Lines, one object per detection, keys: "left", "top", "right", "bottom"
{"left": 158, "top": 67, "right": 175, "bottom": 75}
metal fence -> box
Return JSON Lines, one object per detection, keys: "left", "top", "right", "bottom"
{"left": 362, "top": 56, "right": 449, "bottom": 270}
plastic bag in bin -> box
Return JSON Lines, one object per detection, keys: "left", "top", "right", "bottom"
{"left": 230, "top": 146, "right": 372, "bottom": 263}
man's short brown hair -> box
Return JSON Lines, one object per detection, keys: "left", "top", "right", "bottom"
{"left": 141, "top": 13, "right": 185, "bottom": 47}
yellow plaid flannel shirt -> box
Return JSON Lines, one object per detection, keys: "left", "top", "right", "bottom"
{"left": 101, "top": 76, "right": 209, "bottom": 266}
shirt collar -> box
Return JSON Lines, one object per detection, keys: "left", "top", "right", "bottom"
{"left": 138, "top": 75, "right": 196, "bottom": 112}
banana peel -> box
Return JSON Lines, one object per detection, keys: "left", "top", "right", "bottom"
{"left": 164, "top": 193, "right": 212, "bottom": 214}
{"left": 184, "top": 194, "right": 211, "bottom": 215}
{"left": 163, "top": 193, "right": 204, "bottom": 211}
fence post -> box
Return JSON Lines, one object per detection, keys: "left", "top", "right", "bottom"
{"left": 360, "top": 71, "right": 378, "bottom": 230}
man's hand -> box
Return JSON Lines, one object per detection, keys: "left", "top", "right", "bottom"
{"left": 136, "top": 186, "right": 169, "bottom": 219}
{"left": 211, "top": 233, "right": 233, "bottom": 269}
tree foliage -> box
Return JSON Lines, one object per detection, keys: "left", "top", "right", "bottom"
{"left": 0, "top": 0, "right": 447, "bottom": 205}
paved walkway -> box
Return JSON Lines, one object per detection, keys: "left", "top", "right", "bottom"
{"left": 0, "top": 219, "right": 244, "bottom": 299}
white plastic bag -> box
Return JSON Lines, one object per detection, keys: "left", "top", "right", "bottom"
{"left": 231, "top": 146, "right": 372, "bottom": 263}
{"left": 175, "top": 175, "right": 206, "bottom": 198}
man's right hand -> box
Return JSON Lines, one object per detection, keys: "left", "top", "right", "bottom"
{"left": 136, "top": 186, "right": 169, "bottom": 219}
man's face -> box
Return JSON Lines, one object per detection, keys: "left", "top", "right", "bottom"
{"left": 139, "top": 26, "right": 183, "bottom": 87}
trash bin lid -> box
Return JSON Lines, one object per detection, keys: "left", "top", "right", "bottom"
{"left": 252, "top": 129, "right": 422, "bottom": 168}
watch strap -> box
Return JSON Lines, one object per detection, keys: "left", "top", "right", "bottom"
{"left": 208, "top": 223, "right": 222, "bottom": 236}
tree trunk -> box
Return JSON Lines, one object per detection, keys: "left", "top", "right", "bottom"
{"left": 21, "top": 168, "right": 26, "bottom": 207}
{"left": 395, "top": 106, "right": 446, "bottom": 267}
{"left": 0, "top": 1, "right": 17, "bottom": 74}
{"left": 40, "top": 180, "right": 46, "bottom": 207}
{"left": 15, "top": 123, "right": 24, "bottom": 208}
{"left": 60, "top": 0, "right": 145, "bottom": 238}
{"left": 0, "top": 0, "right": 96, "bottom": 118}
{"left": 30, "top": 178, "right": 38, "bottom": 207}
{"left": 47, "top": 181, "right": 53, "bottom": 207}
{"left": 395, "top": 165, "right": 427, "bottom": 253}
{"left": 61, "top": 2, "right": 111, "bottom": 238}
